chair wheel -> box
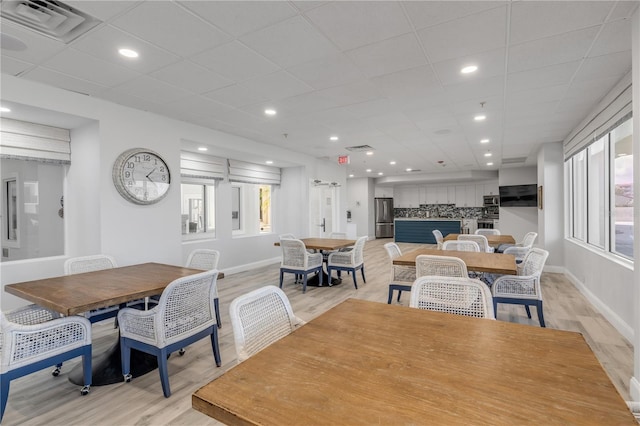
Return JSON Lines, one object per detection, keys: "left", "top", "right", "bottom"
{"left": 178, "top": 349, "right": 185, "bottom": 356}
{"left": 124, "top": 374, "right": 132, "bottom": 383}
{"left": 81, "top": 385, "right": 90, "bottom": 395}
{"left": 51, "top": 367, "right": 61, "bottom": 377}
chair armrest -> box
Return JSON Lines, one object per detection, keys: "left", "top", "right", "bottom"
{"left": 306, "top": 252, "right": 323, "bottom": 268}
{"left": 491, "top": 274, "right": 541, "bottom": 299}
{"left": 327, "top": 251, "right": 354, "bottom": 265}
{"left": 4, "top": 304, "right": 61, "bottom": 324}
{"left": 117, "top": 306, "right": 159, "bottom": 342}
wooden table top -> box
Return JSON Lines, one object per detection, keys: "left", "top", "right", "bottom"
{"left": 192, "top": 299, "right": 634, "bottom": 425}
{"left": 274, "top": 238, "right": 356, "bottom": 251}
{"left": 444, "top": 233, "right": 516, "bottom": 247}
{"left": 394, "top": 248, "right": 517, "bottom": 275}
{"left": 4, "top": 263, "right": 202, "bottom": 316}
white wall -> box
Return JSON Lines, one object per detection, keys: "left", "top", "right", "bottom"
{"left": 498, "top": 167, "right": 538, "bottom": 243}
{"left": 0, "top": 76, "right": 346, "bottom": 310}
{"left": 537, "top": 142, "right": 564, "bottom": 268}
{"left": 347, "top": 178, "right": 370, "bottom": 238}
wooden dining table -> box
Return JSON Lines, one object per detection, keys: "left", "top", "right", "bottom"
{"left": 394, "top": 248, "right": 517, "bottom": 275}
{"left": 192, "top": 299, "right": 635, "bottom": 425}
{"left": 5, "top": 262, "right": 203, "bottom": 385}
{"left": 444, "top": 233, "right": 516, "bottom": 248}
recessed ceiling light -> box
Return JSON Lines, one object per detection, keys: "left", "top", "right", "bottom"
{"left": 486, "top": 162, "right": 494, "bottom": 166}
{"left": 118, "top": 48, "right": 138, "bottom": 58}
{"left": 264, "top": 109, "right": 277, "bottom": 116}
{"left": 197, "top": 147, "right": 208, "bottom": 151}
{"left": 474, "top": 115, "right": 486, "bottom": 121}
{"left": 406, "top": 168, "right": 412, "bottom": 172}
{"left": 265, "top": 160, "right": 273, "bottom": 164}
{"left": 484, "top": 153, "right": 492, "bottom": 157}
{"left": 0, "top": 107, "right": 11, "bottom": 113}
{"left": 366, "top": 151, "right": 373, "bottom": 156}
{"left": 460, "top": 65, "right": 478, "bottom": 74}
{"left": 330, "top": 136, "right": 339, "bottom": 141}
{"left": 390, "top": 161, "right": 396, "bottom": 165}
{"left": 349, "top": 174, "right": 354, "bottom": 178}
{"left": 480, "top": 138, "right": 490, "bottom": 144}
{"left": 378, "top": 172, "right": 383, "bottom": 176}
{"left": 366, "top": 169, "right": 372, "bottom": 173}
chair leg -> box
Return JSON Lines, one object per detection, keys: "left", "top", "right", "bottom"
{"left": 214, "top": 297, "right": 221, "bottom": 329}
{"left": 524, "top": 305, "right": 532, "bottom": 318}
{"left": 351, "top": 268, "right": 358, "bottom": 289}
{"left": 82, "top": 346, "right": 92, "bottom": 394}
{"left": 302, "top": 274, "right": 308, "bottom": 293}
{"left": 397, "top": 290, "right": 403, "bottom": 302}
{"left": 326, "top": 268, "right": 332, "bottom": 286}
{"left": 210, "top": 327, "right": 222, "bottom": 367}
{"left": 387, "top": 286, "right": 393, "bottom": 304}
{"left": 158, "top": 348, "right": 171, "bottom": 398}
{"left": 360, "top": 266, "right": 366, "bottom": 283}
{"left": 1, "top": 374, "right": 10, "bottom": 423}
{"left": 536, "top": 301, "right": 546, "bottom": 327}
{"left": 279, "top": 270, "right": 284, "bottom": 289}
{"left": 120, "top": 338, "right": 132, "bottom": 380}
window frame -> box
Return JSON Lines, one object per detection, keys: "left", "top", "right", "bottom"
{"left": 181, "top": 179, "right": 217, "bottom": 241}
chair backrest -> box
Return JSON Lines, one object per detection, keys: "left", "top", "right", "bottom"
{"left": 415, "top": 254, "right": 468, "bottom": 278}
{"left": 442, "top": 240, "right": 480, "bottom": 252}
{"left": 432, "top": 230, "right": 444, "bottom": 246}
{"left": 155, "top": 270, "right": 219, "bottom": 345}
{"left": 458, "top": 234, "right": 490, "bottom": 252}
{"left": 280, "top": 238, "right": 309, "bottom": 269}
{"left": 384, "top": 242, "right": 402, "bottom": 260}
{"left": 229, "top": 286, "right": 299, "bottom": 362}
{"left": 475, "top": 229, "right": 500, "bottom": 236}
{"left": 520, "top": 232, "right": 538, "bottom": 247}
{"left": 64, "top": 254, "right": 117, "bottom": 275}
{"left": 409, "top": 276, "right": 494, "bottom": 319}
{"left": 329, "top": 232, "right": 347, "bottom": 239}
{"left": 520, "top": 248, "right": 549, "bottom": 277}
{"left": 352, "top": 236, "right": 367, "bottom": 265}
{"left": 186, "top": 249, "right": 220, "bottom": 270}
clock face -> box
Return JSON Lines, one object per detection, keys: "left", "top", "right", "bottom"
{"left": 113, "top": 148, "right": 171, "bottom": 205}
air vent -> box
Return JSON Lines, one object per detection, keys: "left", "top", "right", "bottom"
{"left": 407, "top": 169, "right": 422, "bottom": 172}
{"left": 345, "top": 145, "right": 374, "bottom": 152}
{"left": 1, "top": 0, "right": 102, "bottom": 43}
{"left": 502, "top": 157, "right": 527, "bottom": 164}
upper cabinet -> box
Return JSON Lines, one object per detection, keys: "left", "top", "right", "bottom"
{"left": 392, "top": 181, "right": 497, "bottom": 207}
{"left": 394, "top": 186, "right": 420, "bottom": 207}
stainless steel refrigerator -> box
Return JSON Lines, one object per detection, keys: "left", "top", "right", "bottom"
{"left": 375, "top": 198, "right": 394, "bottom": 238}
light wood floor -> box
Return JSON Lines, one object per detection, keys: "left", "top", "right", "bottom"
{"left": 3, "top": 239, "right": 634, "bottom": 425}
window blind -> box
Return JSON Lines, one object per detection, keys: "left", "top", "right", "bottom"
{"left": 228, "top": 159, "right": 281, "bottom": 185}
{"left": 180, "top": 151, "right": 226, "bottom": 180}
{"left": 563, "top": 72, "right": 632, "bottom": 159}
{"left": 0, "top": 118, "right": 71, "bottom": 164}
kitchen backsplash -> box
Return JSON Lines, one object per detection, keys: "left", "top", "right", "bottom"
{"left": 394, "top": 204, "right": 498, "bottom": 219}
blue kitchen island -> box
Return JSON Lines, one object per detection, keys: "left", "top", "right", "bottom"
{"left": 394, "top": 218, "right": 462, "bottom": 244}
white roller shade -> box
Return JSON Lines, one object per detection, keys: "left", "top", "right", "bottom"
{"left": 0, "top": 118, "right": 71, "bottom": 164}
{"left": 564, "top": 72, "right": 632, "bottom": 159}
{"left": 181, "top": 151, "right": 226, "bottom": 180}
{"left": 228, "top": 159, "right": 281, "bottom": 185}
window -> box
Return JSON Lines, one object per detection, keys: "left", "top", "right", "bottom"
{"left": 232, "top": 183, "right": 273, "bottom": 236}
{"left": 566, "top": 116, "right": 633, "bottom": 260}
{"left": 181, "top": 182, "right": 215, "bottom": 238}
{"left": 259, "top": 185, "right": 271, "bottom": 233}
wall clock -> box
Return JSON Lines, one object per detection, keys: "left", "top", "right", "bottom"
{"left": 112, "top": 148, "right": 171, "bottom": 205}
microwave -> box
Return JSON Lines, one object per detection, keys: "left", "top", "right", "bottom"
{"left": 483, "top": 195, "right": 499, "bottom": 206}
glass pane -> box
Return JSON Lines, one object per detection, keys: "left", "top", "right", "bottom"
{"left": 181, "top": 183, "right": 205, "bottom": 234}
{"left": 611, "top": 118, "right": 633, "bottom": 258}
{"left": 206, "top": 185, "right": 215, "bottom": 234}
{"left": 259, "top": 185, "right": 271, "bottom": 233}
{"left": 587, "top": 137, "right": 606, "bottom": 248}
{"left": 572, "top": 151, "right": 587, "bottom": 241}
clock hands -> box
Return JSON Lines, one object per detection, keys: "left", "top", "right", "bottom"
{"left": 145, "top": 168, "right": 157, "bottom": 180}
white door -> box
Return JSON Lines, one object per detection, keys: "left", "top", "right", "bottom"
{"left": 310, "top": 183, "right": 337, "bottom": 237}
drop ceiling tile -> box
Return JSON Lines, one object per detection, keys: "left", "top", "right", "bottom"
{"left": 108, "top": 75, "right": 193, "bottom": 104}
{"left": 0, "top": 21, "right": 66, "bottom": 64}
{"left": 417, "top": 6, "right": 507, "bottom": 63}
{"left": 509, "top": 1, "right": 611, "bottom": 45}
{"left": 264, "top": 92, "right": 341, "bottom": 116}
{"left": 239, "top": 16, "right": 340, "bottom": 68}
{"left": 164, "top": 96, "right": 234, "bottom": 118}
{"left": 1, "top": 55, "right": 33, "bottom": 76}
{"left": 72, "top": 25, "right": 181, "bottom": 74}
{"left": 305, "top": 2, "right": 412, "bottom": 51}
{"left": 110, "top": 1, "right": 231, "bottom": 57}
{"left": 441, "top": 75, "right": 504, "bottom": 104}
{"left": 432, "top": 48, "right": 506, "bottom": 86}
{"left": 150, "top": 61, "right": 233, "bottom": 95}
{"left": 190, "top": 41, "right": 279, "bottom": 82}
{"left": 371, "top": 65, "right": 440, "bottom": 100}
{"left": 179, "top": 1, "right": 298, "bottom": 37}
{"left": 346, "top": 33, "right": 427, "bottom": 78}
{"left": 506, "top": 84, "right": 568, "bottom": 107}
{"left": 508, "top": 26, "right": 600, "bottom": 73}
{"left": 286, "top": 54, "right": 365, "bottom": 90}
{"left": 340, "top": 99, "right": 397, "bottom": 119}
{"left": 574, "top": 51, "right": 631, "bottom": 83}
{"left": 65, "top": 1, "right": 140, "bottom": 21}
{"left": 240, "top": 71, "right": 314, "bottom": 100}
{"left": 607, "top": 1, "right": 639, "bottom": 20}
{"left": 564, "top": 76, "right": 621, "bottom": 104}
{"left": 316, "top": 80, "right": 384, "bottom": 108}
{"left": 404, "top": 1, "right": 506, "bottom": 30}
{"left": 589, "top": 20, "right": 632, "bottom": 57}
{"left": 40, "top": 48, "right": 140, "bottom": 87}
{"left": 203, "top": 84, "right": 269, "bottom": 109}
{"left": 507, "top": 60, "right": 580, "bottom": 93}
{"left": 99, "top": 90, "right": 166, "bottom": 114}
{"left": 21, "top": 67, "right": 107, "bottom": 96}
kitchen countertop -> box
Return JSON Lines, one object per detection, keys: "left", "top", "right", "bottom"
{"left": 394, "top": 218, "right": 462, "bottom": 221}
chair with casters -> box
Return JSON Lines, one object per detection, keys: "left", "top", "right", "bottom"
{"left": 64, "top": 254, "right": 125, "bottom": 324}
{"left": 475, "top": 229, "right": 501, "bottom": 236}
{"left": 279, "top": 238, "right": 323, "bottom": 293}
{"left": 409, "top": 276, "right": 495, "bottom": 319}
{"left": 1, "top": 305, "right": 92, "bottom": 422}
{"left": 229, "top": 286, "right": 305, "bottom": 363}
{"left": 491, "top": 248, "right": 549, "bottom": 327}
{"left": 185, "top": 249, "right": 222, "bottom": 328}
{"left": 327, "top": 236, "right": 367, "bottom": 289}
{"left": 458, "top": 234, "right": 494, "bottom": 253}
{"left": 432, "top": 229, "right": 444, "bottom": 249}
{"left": 442, "top": 240, "right": 480, "bottom": 252}
{"left": 415, "top": 254, "right": 469, "bottom": 278}
{"left": 384, "top": 242, "right": 416, "bottom": 304}
{"left": 118, "top": 270, "right": 221, "bottom": 397}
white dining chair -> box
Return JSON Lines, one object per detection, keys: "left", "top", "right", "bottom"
{"left": 186, "top": 249, "right": 221, "bottom": 328}
{"left": 415, "top": 254, "right": 468, "bottom": 278}
{"left": 475, "top": 229, "right": 501, "bottom": 236}
{"left": 279, "top": 238, "right": 323, "bottom": 293}
{"left": 409, "top": 276, "right": 495, "bottom": 319}
{"left": 327, "top": 236, "right": 367, "bottom": 289}
{"left": 432, "top": 230, "right": 444, "bottom": 249}
{"left": 458, "top": 234, "right": 494, "bottom": 253}
{"left": 442, "top": 240, "right": 480, "bottom": 252}
{"left": 384, "top": 242, "right": 415, "bottom": 304}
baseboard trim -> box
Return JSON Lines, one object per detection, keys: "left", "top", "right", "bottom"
{"left": 564, "top": 270, "right": 633, "bottom": 343}
{"left": 222, "top": 257, "right": 281, "bottom": 276}
{"left": 630, "top": 377, "right": 640, "bottom": 402}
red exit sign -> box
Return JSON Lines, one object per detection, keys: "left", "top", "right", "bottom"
{"left": 338, "top": 155, "right": 350, "bottom": 165}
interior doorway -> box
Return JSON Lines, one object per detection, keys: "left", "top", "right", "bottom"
{"left": 310, "top": 181, "right": 338, "bottom": 238}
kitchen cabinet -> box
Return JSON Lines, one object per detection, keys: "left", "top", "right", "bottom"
{"left": 455, "top": 185, "right": 476, "bottom": 207}
{"left": 425, "top": 186, "right": 454, "bottom": 204}
{"left": 395, "top": 186, "right": 419, "bottom": 207}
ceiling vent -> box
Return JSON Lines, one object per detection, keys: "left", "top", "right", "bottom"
{"left": 1, "top": 0, "right": 102, "bottom": 43}
{"left": 501, "top": 157, "right": 527, "bottom": 165}
{"left": 345, "top": 145, "right": 374, "bottom": 152}
{"left": 407, "top": 169, "right": 422, "bottom": 173}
